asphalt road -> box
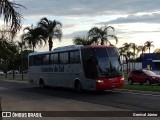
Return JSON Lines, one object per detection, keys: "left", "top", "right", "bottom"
{"left": 0, "top": 80, "right": 160, "bottom": 120}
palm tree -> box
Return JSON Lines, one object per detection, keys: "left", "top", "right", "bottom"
{"left": 130, "top": 43, "right": 138, "bottom": 58}
{"left": 16, "top": 40, "right": 26, "bottom": 80}
{"left": 126, "top": 51, "right": 134, "bottom": 60}
{"left": 0, "top": 0, "right": 23, "bottom": 37}
{"left": 88, "top": 25, "right": 118, "bottom": 45}
{"left": 144, "top": 40, "right": 154, "bottom": 53}
{"left": 118, "top": 47, "right": 126, "bottom": 55}
{"left": 17, "top": 40, "right": 27, "bottom": 53}
{"left": 122, "top": 43, "right": 131, "bottom": 53}
{"left": 121, "top": 43, "right": 133, "bottom": 72}
{"left": 137, "top": 45, "right": 147, "bottom": 55}
{"left": 154, "top": 49, "right": 160, "bottom": 53}
{"left": 73, "top": 36, "right": 94, "bottom": 45}
{"left": 22, "top": 26, "right": 45, "bottom": 52}
{"left": 38, "top": 17, "right": 62, "bottom": 51}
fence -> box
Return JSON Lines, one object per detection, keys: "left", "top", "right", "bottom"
{"left": 122, "top": 62, "right": 142, "bottom": 73}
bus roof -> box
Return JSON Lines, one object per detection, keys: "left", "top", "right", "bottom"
{"left": 29, "top": 45, "right": 116, "bottom": 56}
{"left": 29, "top": 45, "right": 83, "bottom": 56}
{"left": 53, "top": 45, "right": 83, "bottom": 52}
{"left": 81, "top": 45, "right": 116, "bottom": 49}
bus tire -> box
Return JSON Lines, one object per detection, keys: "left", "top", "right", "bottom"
{"left": 75, "top": 81, "right": 82, "bottom": 93}
{"left": 39, "top": 79, "right": 46, "bottom": 89}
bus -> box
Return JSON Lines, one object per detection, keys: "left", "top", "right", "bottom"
{"left": 28, "top": 45, "right": 125, "bottom": 91}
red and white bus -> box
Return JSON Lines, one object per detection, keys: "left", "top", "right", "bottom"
{"left": 28, "top": 45, "right": 124, "bottom": 91}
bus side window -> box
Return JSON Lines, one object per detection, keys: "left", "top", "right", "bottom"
{"left": 60, "top": 52, "right": 68, "bottom": 64}
{"left": 75, "top": 51, "right": 80, "bottom": 64}
{"left": 42, "top": 54, "right": 49, "bottom": 65}
{"left": 29, "top": 56, "right": 34, "bottom": 66}
{"left": 51, "top": 53, "right": 59, "bottom": 64}
{"left": 34, "top": 55, "right": 42, "bottom": 66}
{"left": 70, "top": 51, "right": 75, "bottom": 64}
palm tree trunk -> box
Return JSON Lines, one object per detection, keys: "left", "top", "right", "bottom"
{"left": 101, "top": 41, "right": 103, "bottom": 45}
{"left": 21, "top": 49, "right": 24, "bottom": 80}
{"left": 100, "top": 39, "right": 104, "bottom": 45}
{"left": 49, "top": 37, "right": 53, "bottom": 51}
{"left": 33, "top": 46, "right": 34, "bottom": 52}
{"left": 5, "top": 59, "right": 8, "bottom": 78}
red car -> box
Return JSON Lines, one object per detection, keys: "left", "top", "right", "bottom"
{"left": 128, "top": 69, "right": 160, "bottom": 85}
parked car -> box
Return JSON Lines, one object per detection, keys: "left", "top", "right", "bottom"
{"left": 23, "top": 70, "right": 28, "bottom": 74}
{"left": 7, "top": 70, "right": 19, "bottom": 74}
{"left": 0, "top": 70, "right": 4, "bottom": 75}
{"left": 128, "top": 69, "right": 160, "bottom": 85}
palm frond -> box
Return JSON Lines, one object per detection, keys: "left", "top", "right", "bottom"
{"left": 0, "top": 0, "right": 24, "bottom": 37}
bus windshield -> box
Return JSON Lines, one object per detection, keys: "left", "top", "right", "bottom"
{"left": 93, "top": 47, "right": 122, "bottom": 78}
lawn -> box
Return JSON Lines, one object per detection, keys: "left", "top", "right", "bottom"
{"left": 1, "top": 73, "right": 160, "bottom": 92}
{"left": 122, "top": 71, "right": 160, "bottom": 92}
{"left": 0, "top": 74, "right": 29, "bottom": 81}
{"left": 123, "top": 84, "right": 160, "bottom": 92}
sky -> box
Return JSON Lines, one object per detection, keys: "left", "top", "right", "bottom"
{"left": 3, "top": 0, "right": 160, "bottom": 52}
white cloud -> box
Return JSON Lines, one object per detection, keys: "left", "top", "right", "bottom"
{"left": 9, "top": 0, "right": 160, "bottom": 52}
{"left": 63, "top": 30, "right": 88, "bottom": 39}
{"left": 107, "top": 13, "right": 160, "bottom": 24}
{"left": 17, "top": 0, "right": 160, "bottom": 17}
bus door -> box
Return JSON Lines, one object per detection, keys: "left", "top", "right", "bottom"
{"left": 66, "top": 51, "right": 82, "bottom": 88}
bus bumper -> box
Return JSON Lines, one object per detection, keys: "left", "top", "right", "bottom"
{"left": 96, "top": 77, "right": 124, "bottom": 91}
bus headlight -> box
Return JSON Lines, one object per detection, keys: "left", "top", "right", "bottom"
{"left": 120, "top": 77, "right": 124, "bottom": 81}
{"left": 97, "top": 80, "right": 104, "bottom": 83}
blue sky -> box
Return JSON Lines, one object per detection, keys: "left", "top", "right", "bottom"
{"left": 5, "top": 0, "right": 160, "bottom": 52}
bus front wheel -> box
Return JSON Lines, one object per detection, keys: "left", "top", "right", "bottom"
{"left": 75, "top": 81, "right": 82, "bottom": 93}
{"left": 39, "top": 79, "right": 45, "bottom": 89}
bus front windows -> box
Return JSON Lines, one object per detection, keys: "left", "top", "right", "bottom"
{"left": 94, "top": 48, "right": 122, "bottom": 78}
{"left": 82, "top": 47, "right": 122, "bottom": 79}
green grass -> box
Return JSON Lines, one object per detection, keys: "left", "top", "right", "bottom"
{"left": 122, "top": 71, "right": 160, "bottom": 92}
{"left": 0, "top": 74, "right": 29, "bottom": 81}
{"left": 122, "top": 84, "right": 160, "bottom": 92}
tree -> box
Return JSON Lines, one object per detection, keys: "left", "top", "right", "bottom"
{"left": 144, "top": 40, "right": 154, "bottom": 53}
{"left": 137, "top": 45, "right": 147, "bottom": 55}
{"left": 38, "top": 17, "right": 62, "bottom": 51}
{"left": 118, "top": 47, "right": 126, "bottom": 55}
{"left": 22, "top": 26, "right": 45, "bottom": 52}
{"left": 0, "top": 39, "right": 18, "bottom": 62}
{"left": 0, "top": 0, "right": 23, "bottom": 37}
{"left": 16, "top": 40, "right": 27, "bottom": 80}
{"left": 130, "top": 43, "right": 138, "bottom": 59}
{"left": 154, "top": 49, "right": 160, "bottom": 53}
{"left": 17, "top": 40, "right": 27, "bottom": 53}
{"left": 73, "top": 36, "right": 94, "bottom": 45}
{"left": 120, "top": 43, "right": 133, "bottom": 72}
{"left": 122, "top": 43, "right": 131, "bottom": 54}
{"left": 0, "top": 39, "right": 19, "bottom": 78}
{"left": 88, "top": 25, "right": 118, "bottom": 45}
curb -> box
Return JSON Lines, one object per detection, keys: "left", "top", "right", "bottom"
{"left": 115, "top": 89, "right": 160, "bottom": 95}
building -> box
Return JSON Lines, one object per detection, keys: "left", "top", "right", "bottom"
{"left": 142, "top": 53, "right": 160, "bottom": 70}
